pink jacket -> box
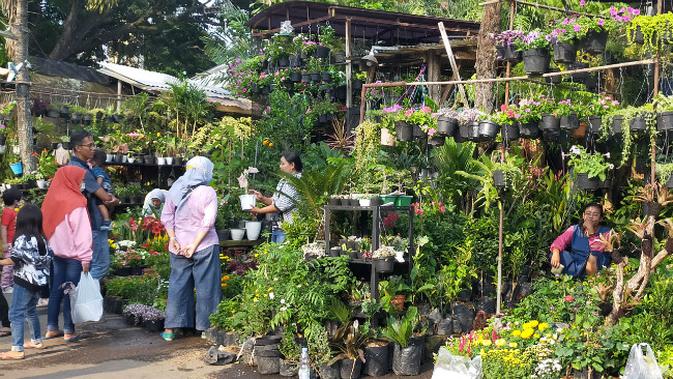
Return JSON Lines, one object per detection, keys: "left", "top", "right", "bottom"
{"left": 47, "top": 207, "right": 92, "bottom": 263}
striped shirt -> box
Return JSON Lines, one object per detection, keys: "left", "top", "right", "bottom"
{"left": 272, "top": 173, "right": 301, "bottom": 223}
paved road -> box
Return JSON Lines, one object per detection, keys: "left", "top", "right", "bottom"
{"left": 0, "top": 294, "right": 435, "bottom": 378}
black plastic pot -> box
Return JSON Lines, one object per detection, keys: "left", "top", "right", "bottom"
{"left": 395, "top": 121, "right": 413, "bottom": 142}
{"left": 60, "top": 106, "right": 70, "bottom": 118}
{"left": 588, "top": 116, "right": 602, "bottom": 135}
{"left": 364, "top": 342, "right": 391, "bottom": 377}
{"left": 47, "top": 109, "right": 60, "bottom": 118}
{"left": 217, "top": 229, "right": 231, "bottom": 241}
{"left": 124, "top": 313, "right": 142, "bottom": 327}
{"left": 321, "top": 72, "right": 331, "bottom": 82}
{"left": 340, "top": 359, "right": 362, "bottom": 379}
{"left": 104, "top": 296, "right": 124, "bottom": 314}
{"left": 630, "top": 116, "right": 647, "bottom": 132}
{"left": 310, "top": 73, "right": 320, "bottom": 82}
{"left": 437, "top": 116, "right": 458, "bottom": 136}
{"left": 522, "top": 48, "right": 550, "bottom": 76}
{"left": 492, "top": 170, "right": 505, "bottom": 188}
{"left": 412, "top": 125, "right": 425, "bottom": 139}
{"left": 518, "top": 121, "right": 540, "bottom": 139}
{"left": 82, "top": 114, "right": 92, "bottom": 125}
{"left": 375, "top": 258, "right": 394, "bottom": 274}
{"left": 502, "top": 124, "right": 520, "bottom": 141}
{"left": 279, "top": 359, "right": 298, "bottom": 377}
{"left": 256, "top": 354, "right": 280, "bottom": 375}
{"left": 633, "top": 26, "right": 644, "bottom": 44}
{"left": 428, "top": 136, "right": 445, "bottom": 146}
{"left": 329, "top": 247, "right": 342, "bottom": 257}
{"left": 546, "top": 68, "right": 562, "bottom": 84}
{"left": 560, "top": 113, "right": 579, "bottom": 130}
{"left": 290, "top": 71, "right": 301, "bottom": 82}
{"left": 457, "top": 122, "right": 478, "bottom": 142}
{"left": 478, "top": 120, "right": 500, "bottom": 139}
{"left": 316, "top": 46, "right": 331, "bottom": 59}
{"left": 568, "top": 62, "right": 590, "bottom": 83}
{"left": 277, "top": 56, "right": 289, "bottom": 68}
{"left": 392, "top": 343, "right": 423, "bottom": 376}
{"left": 319, "top": 362, "right": 340, "bottom": 379}
{"left": 612, "top": 116, "right": 623, "bottom": 135}
{"left": 583, "top": 30, "right": 608, "bottom": 54}
{"left": 659, "top": 111, "right": 673, "bottom": 131}
{"left": 452, "top": 302, "right": 475, "bottom": 333}
{"left": 496, "top": 45, "right": 505, "bottom": 61}
{"left": 575, "top": 173, "right": 599, "bottom": 191}
{"left": 143, "top": 319, "right": 164, "bottom": 332}
{"left": 503, "top": 44, "right": 521, "bottom": 62}
{"left": 553, "top": 42, "right": 577, "bottom": 64}
{"left": 71, "top": 113, "right": 81, "bottom": 123}
{"left": 301, "top": 74, "right": 310, "bottom": 83}
{"left": 539, "top": 114, "right": 560, "bottom": 133}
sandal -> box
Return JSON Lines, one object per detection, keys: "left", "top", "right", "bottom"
{"left": 160, "top": 331, "right": 175, "bottom": 342}
{"left": 24, "top": 340, "right": 44, "bottom": 349}
{"left": 44, "top": 330, "right": 63, "bottom": 339}
{"left": 0, "top": 351, "right": 24, "bottom": 360}
{"left": 64, "top": 334, "right": 81, "bottom": 343}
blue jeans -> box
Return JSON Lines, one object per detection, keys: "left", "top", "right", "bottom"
{"left": 48, "top": 256, "right": 82, "bottom": 334}
{"left": 165, "top": 245, "right": 221, "bottom": 331}
{"left": 91, "top": 229, "right": 110, "bottom": 280}
{"left": 10, "top": 283, "right": 41, "bottom": 351}
{"left": 271, "top": 228, "right": 286, "bottom": 243}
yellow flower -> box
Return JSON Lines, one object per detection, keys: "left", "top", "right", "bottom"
{"left": 509, "top": 342, "right": 518, "bottom": 348}
{"left": 511, "top": 330, "right": 521, "bottom": 337}
{"left": 520, "top": 328, "right": 535, "bottom": 339}
{"left": 538, "top": 322, "right": 550, "bottom": 331}
{"left": 481, "top": 340, "right": 492, "bottom": 347}
{"left": 523, "top": 320, "right": 539, "bottom": 329}
{"left": 534, "top": 333, "right": 540, "bottom": 339}
{"left": 495, "top": 339, "right": 507, "bottom": 347}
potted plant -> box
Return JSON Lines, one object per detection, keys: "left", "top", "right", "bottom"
{"left": 279, "top": 329, "right": 301, "bottom": 377}
{"left": 491, "top": 105, "right": 520, "bottom": 141}
{"left": 140, "top": 306, "right": 165, "bottom": 332}
{"left": 515, "top": 30, "right": 550, "bottom": 76}
{"left": 122, "top": 303, "right": 145, "bottom": 327}
{"left": 494, "top": 30, "right": 524, "bottom": 62}
{"left": 567, "top": 145, "right": 613, "bottom": 190}
{"left": 517, "top": 99, "right": 542, "bottom": 138}
{"left": 549, "top": 19, "right": 584, "bottom": 64}
{"left": 654, "top": 94, "right": 673, "bottom": 131}
{"left": 363, "top": 337, "right": 391, "bottom": 377}
{"left": 602, "top": 105, "right": 656, "bottom": 166}
{"left": 384, "top": 105, "right": 411, "bottom": 142}
{"left": 406, "top": 106, "right": 435, "bottom": 141}
{"left": 317, "top": 25, "right": 336, "bottom": 59}
{"left": 373, "top": 245, "right": 396, "bottom": 274}
{"left": 586, "top": 95, "right": 620, "bottom": 135}
{"left": 382, "top": 306, "right": 422, "bottom": 376}
{"left": 455, "top": 108, "right": 483, "bottom": 142}
{"left": 557, "top": 99, "right": 579, "bottom": 130}
{"left": 436, "top": 109, "right": 459, "bottom": 137}
{"left": 657, "top": 163, "right": 673, "bottom": 188}
{"left": 627, "top": 12, "right": 673, "bottom": 52}
{"left": 329, "top": 320, "right": 368, "bottom": 379}
{"left": 538, "top": 98, "right": 560, "bottom": 134}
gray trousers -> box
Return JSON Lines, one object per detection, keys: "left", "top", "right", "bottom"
{"left": 165, "top": 245, "right": 222, "bottom": 331}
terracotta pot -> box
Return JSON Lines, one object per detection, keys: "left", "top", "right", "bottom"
{"left": 391, "top": 295, "right": 406, "bottom": 312}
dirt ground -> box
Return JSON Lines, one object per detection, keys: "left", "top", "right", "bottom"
{"left": 0, "top": 309, "right": 435, "bottom": 379}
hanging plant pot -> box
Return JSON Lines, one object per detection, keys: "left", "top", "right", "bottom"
{"left": 588, "top": 116, "right": 602, "bottom": 135}
{"left": 492, "top": 170, "right": 506, "bottom": 188}
{"left": 502, "top": 124, "right": 520, "bottom": 141}
{"left": 437, "top": 116, "right": 458, "bottom": 136}
{"left": 478, "top": 120, "right": 500, "bottom": 139}
{"left": 632, "top": 26, "right": 645, "bottom": 44}
{"left": 71, "top": 113, "right": 82, "bottom": 123}
{"left": 658, "top": 111, "right": 673, "bottom": 131}
{"left": 583, "top": 30, "right": 608, "bottom": 54}
{"left": 321, "top": 72, "right": 332, "bottom": 82}
{"left": 428, "top": 136, "right": 445, "bottom": 146}
{"left": 289, "top": 71, "right": 301, "bottom": 82}
{"left": 553, "top": 42, "right": 577, "bottom": 64}
{"left": 310, "top": 73, "right": 320, "bottom": 82}
{"left": 568, "top": 62, "right": 590, "bottom": 83}
{"left": 301, "top": 73, "right": 310, "bottom": 83}
{"left": 9, "top": 162, "right": 23, "bottom": 176}
{"left": 392, "top": 342, "right": 423, "bottom": 376}
{"left": 332, "top": 51, "right": 346, "bottom": 63}
{"left": 503, "top": 44, "right": 521, "bottom": 62}
{"left": 316, "top": 46, "right": 331, "bottom": 59}
{"left": 458, "top": 122, "right": 480, "bottom": 142}
{"left": 395, "top": 121, "right": 413, "bottom": 142}
{"left": 277, "top": 56, "right": 289, "bottom": 67}
{"left": 375, "top": 258, "right": 395, "bottom": 274}
{"left": 381, "top": 128, "right": 396, "bottom": 146}
{"left": 340, "top": 358, "right": 362, "bottom": 379}
{"left": 546, "top": 68, "right": 562, "bottom": 84}
{"left": 496, "top": 45, "right": 505, "bottom": 61}
{"left": 522, "top": 48, "right": 550, "bottom": 76}
{"left": 518, "top": 121, "right": 540, "bottom": 139}
{"left": 82, "top": 114, "right": 92, "bottom": 125}
{"left": 612, "top": 116, "right": 624, "bottom": 135}
{"left": 412, "top": 125, "right": 425, "bottom": 139}
{"left": 560, "top": 113, "right": 579, "bottom": 130}
{"left": 539, "top": 114, "right": 560, "bottom": 133}
{"left": 364, "top": 341, "right": 391, "bottom": 377}
{"left": 59, "top": 106, "right": 70, "bottom": 118}
{"left": 630, "top": 116, "right": 647, "bottom": 132}
{"left": 289, "top": 54, "right": 303, "bottom": 68}
{"left": 575, "top": 173, "right": 599, "bottom": 191}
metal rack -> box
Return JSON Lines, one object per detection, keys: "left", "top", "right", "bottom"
{"left": 323, "top": 203, "right": 414, "bottom": 300}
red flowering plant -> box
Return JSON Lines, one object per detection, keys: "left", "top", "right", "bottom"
{"left": 489, "top": 104, "right": 521, "bottom": 126}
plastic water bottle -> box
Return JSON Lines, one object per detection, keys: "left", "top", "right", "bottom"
{"left": 298, "top": 347, "right": 310, "bottom": 379}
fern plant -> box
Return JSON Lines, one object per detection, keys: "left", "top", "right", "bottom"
{"left": 381, "top": 306, "right": 419, "bottom": 348}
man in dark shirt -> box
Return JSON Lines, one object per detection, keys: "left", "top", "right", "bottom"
{"left": 67, "top": 131, "right": 119, "bottom": 280}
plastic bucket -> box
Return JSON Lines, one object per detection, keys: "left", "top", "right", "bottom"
{"left": 9, "top": 162, "right": 22, "bottom": 176}
{"left": 239, "top": 194, "right": 256, "bottom": 210}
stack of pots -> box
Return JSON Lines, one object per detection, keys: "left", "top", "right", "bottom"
{"left": 254, "top": 335, "right": 282, "bottom": 375}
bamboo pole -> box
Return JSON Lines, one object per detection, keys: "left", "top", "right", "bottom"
{"left": 652, "top": 0, "right": 662, "bottom": 184}
{"left": 438, "top": 22, "right": 469, "bottom": 108}
{"left": 479, "top": 0, "right": 601, "bottom": 17}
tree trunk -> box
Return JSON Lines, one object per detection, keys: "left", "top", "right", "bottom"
{"left": 474, "top": 1, "right": 501, "bottom": 113}
{"left": 12, "top": 0, "right": 34, "bottom": 171}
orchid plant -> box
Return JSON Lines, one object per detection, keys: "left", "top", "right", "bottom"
{"left": 237, "top": 166, "right": 259, "bottom": 193}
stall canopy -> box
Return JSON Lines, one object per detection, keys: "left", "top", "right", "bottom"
{"left": 97, "top": 62, "right": 252, "bottom": 115}
{"left": 248, "top": 1, "right": 480, "bottom": 45}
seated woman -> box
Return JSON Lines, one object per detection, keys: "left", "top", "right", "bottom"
{"left": 550, "top": 203, "right": 612, "bottom": 278}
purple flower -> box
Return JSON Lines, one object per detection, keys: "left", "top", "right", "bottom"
{"left": 383, "top": 104, "right": 402, "bottom": 113}
{"left": 597, "top": 19, "right": 605, "bottom": 27}
{"left": 579, "top": 0, "right": 586, "bottom": 6}
{"left": 610, "top": 6, "right": 618, "bottom": 17}
{"left": 573, "top": 24, "right": 581, "bottom": 32}
{"left": 562, "top": 18, "right": 571, "bottom": 26}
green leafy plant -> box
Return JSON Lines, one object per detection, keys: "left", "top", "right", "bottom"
{"left": 567, "top": 145, "right": 612, "bottom": 181}
{"left": 381, "top": 306, "right": 419, "bottom": 348}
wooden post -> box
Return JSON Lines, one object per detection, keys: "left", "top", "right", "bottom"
{"left": 474, "top": 0, "right": 501, "bottom": 113}
{"left": 12, "top": 0, "right": 34, "bottom": 171}
{"left": 652, "top": 0, "right": 662, "bottom": 184}
{"left": 426, "top": 52, "right": 441, "bottom": 104}
{"left": 117, "top": 80, "right": 122, "bottom": 113}
{"left": 345, "top": 18, "right": 352, "bottom": 129}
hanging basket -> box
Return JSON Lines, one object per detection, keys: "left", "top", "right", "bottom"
{"left": 457, "top": 122, "right": 479, "bottom": 142}
{"left": 553, "top": 42, "right": 577, "bottom": 64}
{"left": 518, "top": 121, "right": 540, "bottom": 139}
{"left": 522, "top": 48, "right": 550, "bottom": 76}
{"left": 492, "top": 170, "right": 506, "bottom": 188}
{"left": 502, "top": 124, "right": 520, "bottom": 141}
{"left": 395, "top": 121, "right": 413, "bottom": 142}
{"left": 583, "top": 30, "right": 608, "bottom": 54}
{"left": 611, "top": 116, "right": 624, "bottom": 135}
{"left": 575, "top": 173, "right": 599, "bottom": 191}
{"left": 539, "top": 114, "right": 560, "bottom": 133}
{"left": 630, "top": 116, "right": 647, "bottom": 132}
{"left": 437, "top": 116, "right": 458, "bottom": 137}
{"left": 316, "top": 46, "right": 331, "bottom": 59}
{"left": 658, "top": 111, "right": 673, "bottom": 131}
{"left": 560, "top": 113, "right": 579, "bottom": 130}
{"left": 503, "top": 44, "right": 521, "bottom": 63}
{"left": 588, "top": 116, "right": 602, "bottom": 135}
{"left": 478, "top": 120, "right": 500, "bottom": 139}
{"left": 375, "top": 258, "right": 395, "bottom": 274}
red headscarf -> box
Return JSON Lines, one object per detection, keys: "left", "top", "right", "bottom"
{"left": 42, "top": 166, "right": 87, "bottom": 239}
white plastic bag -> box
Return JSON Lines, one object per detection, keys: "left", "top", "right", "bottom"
{"left": 70, "top": 272, "right": 103, "bottom": 323}
{"left": 431, "top": 347, "right": 482, "bottom": 379}
{"left": 623, "top": 343, "right": 663, "bottom": 379}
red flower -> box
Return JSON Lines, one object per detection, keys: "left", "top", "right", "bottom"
{"left": 383, "top": 212, "right": 400, "bottom": 228}
{"left": 412, "top": 202, "right": 424, "bottom": 216}
{"left": 438, "top": 202, "right": 446, "bottom": 213}
{"left": 564, "top": 295, "right": 574, "bottom": 302}
{"left": 129, "top": 218, "right": 138, "bottom": 232}
{"left": 151, "top": 224, "right": 163, "bottom": 235}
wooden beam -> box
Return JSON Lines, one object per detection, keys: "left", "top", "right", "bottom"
{"left": 438, "top": 22, "right": 469, "bottom": 107}
{"left": 346, "top": 18, "right": 353, "bottom": 129}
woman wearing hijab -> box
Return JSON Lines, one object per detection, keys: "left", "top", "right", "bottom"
{"left": 42, "top": 166, "right": 92, "bottom": 342}
{"left": 160, "top": 156, "right": 221, "bottom": 341}
{"left": 142, "top": 189, "right": 168, "bottom": 218}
